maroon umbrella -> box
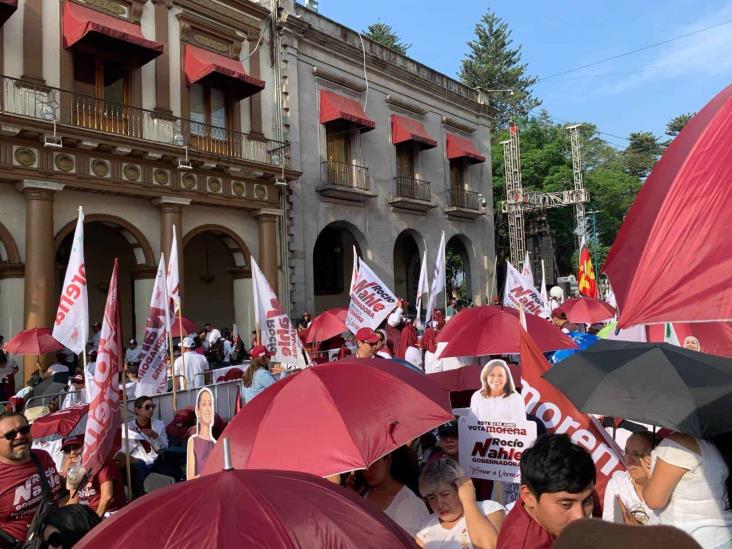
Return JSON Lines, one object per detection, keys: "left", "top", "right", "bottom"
{"left": 202, "top": 358, "right": 453, "bottom": 478}
{"left": 76, "top": 468, "right": 417, "bottom": 548}
{"left": 30, "top": 404, "right": 88, "bottom": 441}
{"left": 603, "top": 84, "right": 732, "bottom": 327}
{"left": 427, "top": 364, "right": 483, "bottom": 393}
{"left": 3, "top": 327, "right": 63, "bottom": 355}
{"left": 560, "top": 297, "right": 616, "bottom": 324}
{"left": 436, "top": 305, "right": 577, "bottom": 358}
{"left": 170, "top": 316, "right": 198, "bottom": 338}
{"left": 303, "top": 307, "right": 348, "bottom": 343}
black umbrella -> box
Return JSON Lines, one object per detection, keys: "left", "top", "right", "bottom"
{"left": 543, "top": 340, "right": 732, "bottom": 438}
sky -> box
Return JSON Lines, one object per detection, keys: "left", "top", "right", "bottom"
{"left": 314, "top": 0, "right": 732, "bottom": 148}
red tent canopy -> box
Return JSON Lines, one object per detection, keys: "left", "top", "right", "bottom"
{"left": 446, "top": 132, "right": 485, "bottom": 164}
{"left": 319, "top": 90, "right": 375, "bottom": 132}
{"left": 184, "top": 45, "right": 265, "bottom": 101}
{"left": 603, "top": 85, "right": 732, "bottom": 327}
{"left": 391, "top": 114, "right": 437, "bottom": 149}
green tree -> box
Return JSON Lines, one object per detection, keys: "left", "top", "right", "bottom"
{"left": 665, "top": 112, "right": 695, "bottom": 137}
{"left": 363, "top": 22, "right": 410, "bottom": 55}
{"left": 623, "top": 131, "right": 663, "bottom": 178}
{"left": 446, "top": 247, "right": 467, "bottom": 301}
{"left": 459, "top": 9, "right": 540, "bottom": 127}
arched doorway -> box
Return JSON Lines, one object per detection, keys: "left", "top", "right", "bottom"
{"left": 182, "top": 225, "right": 251, "bottom": 332}
{"left": 393, "top": 230, "right": 422, "bottom": 309}
{"left": 55, "top": 216, "right": 154, "bottom": 341}
{"left": 446, "top": 234, "right": 472, "bottom": 306}
{"left": 312, "top": 222, "right": 364, "bottom": 312}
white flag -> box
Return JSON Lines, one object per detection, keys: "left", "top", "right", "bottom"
{"left": 166, "top": 225, "right": 180, "bottom": 314}
{"left": 415, "top": 250, "right": 430, "bottom": 328}
{"left": 521, "top": 251, "right": 534, "bottom": 285}
{"left": 137, "top": 255, "right": 173, "bottom": 395}
{"left": 53, "top": 206, "right": 88, "bottom": 354}
{"left": 540, "top": 260, "right": 552, "bottom": 319}
{"left": 251, "top": 258, "right": 307, "bottom": 367}
{"left": 502, "top": 260, "right": 546, "bottom": 317}
{"left": 349, "top": 245, "right": 359, "bottom": 294}
{"left": 346, "top": 259, "right": 398, "bottom": 333}
{"left": 426, "top": 232, "right": 446, "bottom": 324}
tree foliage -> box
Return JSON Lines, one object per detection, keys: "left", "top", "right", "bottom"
{"left": 363, "top": 22, "right": 411, "bottom": 55}
{"left": 446, "top": 246, "right": 468, "bottom": 301}
{"left": 665, "top": 112, "right": 695, "bottom": 137}
{"left": 623, "top": 131, "right": 663, "bottom": 179}
{"left": 459, "top": 9, "right": 540, "bottom": 128}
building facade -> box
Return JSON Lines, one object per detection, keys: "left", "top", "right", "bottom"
{"left": 281, "top": 3, "right": 496, "bottom": 316}
{"left": 0, "top": 0, "right": 297, "bottom": 377}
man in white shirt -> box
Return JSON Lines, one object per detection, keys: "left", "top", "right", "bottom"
{"left": 125, "top": 339, "right": 141, "bottom": 365}
{"left": 89, "top": 322, "right": 102, "bottom": 351}
{"left": 122, "top": 395, "right": 168, "bottom": 496}
{"left": 61, "top": 374, "right": 88, "bottom": 410}
{"left": 174, "top": 337, "right": 208, "bottom": 389}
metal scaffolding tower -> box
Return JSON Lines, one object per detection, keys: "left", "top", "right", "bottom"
{"left": 500, "top": 122, "right": 589, "bottom": 269}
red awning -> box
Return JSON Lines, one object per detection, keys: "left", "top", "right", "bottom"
{"left": 319, "top": 90, "right": 375, "bottom": 132}
{"left": 63, "top": 1, "right": 163, "bottom": 65}
{"left": 391, "top": 114, "right": 436, "bottom": 150}
{"left": 446, "top": 132, "right": 485, "bottom": 164}
{"left": 184, "top": 45, "right": 265, "bottom": 101}
{"left": 0, "top": 0, "right": 17, "bottom": 27}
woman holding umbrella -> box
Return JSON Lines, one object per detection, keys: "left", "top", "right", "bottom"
{"left": 416, "top": 458, "right": 504, "bottom": 548}
{"left": 186, "top": 388, "right": 216, "bottom": 480}
{"left": 630, "top": 432, "right": 732, "bottom": 548}
{"left": 469, "top": 360, "right": 525, "bottom": 423}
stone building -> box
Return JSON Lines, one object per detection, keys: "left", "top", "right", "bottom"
{"left": 281, "top": 3, "right": 496, "bottom": 315}
{"left": 0, "top": 0, "right": 296, "bottom": 378}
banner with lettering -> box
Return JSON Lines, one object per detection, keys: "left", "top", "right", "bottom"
{"left": 345, "top": 259, "right": 398, "bottom": 333}
{"left": 502, "top": 260, "right": 547, "bottom": 317}
{"left": 53, "top": 206, "right": 88, "bottom": 354}
{"left": 137, "top": 255, "right": 173, "bottom": 395}
{"left": 251, "top": 258, "right": 307, "bottom": 367}
{"left": 82, "top": 259, "right": 122, "bottom": 477}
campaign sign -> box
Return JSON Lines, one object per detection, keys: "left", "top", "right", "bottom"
{"left": 345, "top": 260, "right": 398, "bottom": 333}
{"left": 458, "top": 416, "right": 537, "bottom": 483}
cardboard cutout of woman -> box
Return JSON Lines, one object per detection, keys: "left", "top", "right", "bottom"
{"left": 469, "top": 359, "right": 526, "bottom": 424}
{"left": 186, "top": 387, "right": 216, "bottom": 479}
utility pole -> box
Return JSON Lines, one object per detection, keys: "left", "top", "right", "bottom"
{"left": 567, "top": 124, "right": 588, "bottom": 248}
{"left": 501, "top": 121, "right": 525, "bottom": 266}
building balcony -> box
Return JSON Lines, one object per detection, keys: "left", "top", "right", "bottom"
{"left": 445, "top": 187, "right": 484, "bottom": 220}
{"left": 317, "top": 159, "right": 376, "bottom": 202}
{"left": 0, "top": 75, "right": 289, "bottom": 172}
{"left": 388, "top": 174, "right": 435, "bottom": 213}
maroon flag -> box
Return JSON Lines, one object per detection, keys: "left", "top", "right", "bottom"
{"left": 81, "top": 259, "right": 122, "bottom": 476}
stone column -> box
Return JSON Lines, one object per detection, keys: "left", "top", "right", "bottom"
{"left": 153, "top": 197, "right": 190, "bottom": 306}
{"left": 18, "top": 180, "right": 64, "bottom": 380}
{"left": 255, "top": 209, "right": 280, "bottom": 293}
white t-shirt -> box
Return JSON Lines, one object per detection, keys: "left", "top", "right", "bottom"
{"left": 174, "top": 352, "right": 208, "bottom": 389}
{"left": 469, "top": 391, "right": 526, "bottom": 423}
{"left": 123, "top": 418, "right": 169, "bottom": 466}
{"left": 405, "top": 346, "right": 423, "bottom": 369}
{"left": 416, "top": 499, "right": 505, "bottom": 548}
{"left": 125, "top": 347, "right": 142, "bottom": 364}
{"left": 378, "top": 485, "right": 430, "bottom": 536}
{"left": 376, "top": 350, "right": 393, "bottom": 359}
{"left": 602, "top": 470, "right": 658, "bottom": 525}
{"left": 651, "top": 437, "right": 732, "bottom": 547}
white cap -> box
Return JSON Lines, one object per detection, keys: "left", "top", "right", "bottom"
{"left": 182, "top": 337, "right": 195, "bottom": 348}
{"left": 207, "top": 329, "right": 221, "bottom": 344}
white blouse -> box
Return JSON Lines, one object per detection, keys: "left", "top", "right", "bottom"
{"left": 416, "top": 499, "right": 505, "bottom": 549}
{"left": 469, "top": 391, "right": 526, "bottom": 423}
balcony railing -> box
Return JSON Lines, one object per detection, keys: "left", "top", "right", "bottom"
{"left": 450, "top": 187, "right": 481, "bottom": 210}
{"left": 321, "top": 159, "right": 369, "bottom": 191}
{"left": 0, "top": 75, "right": 288, "bottom": 166}
{"left": 395, "top": 174, "right": 431, "bottom": 202}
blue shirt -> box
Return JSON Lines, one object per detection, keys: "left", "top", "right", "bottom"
{"left": 243, "top": 368, "right": 277, "bottom": 403}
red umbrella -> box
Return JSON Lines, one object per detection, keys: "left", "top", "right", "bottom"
{"left": 3, "top": 327, "right": 63, "bottom": 355}
{"left": 202, "top": 358, "right": 453, "bottom": 478}
{"left": 560, "top": 297, "right": 616, "bottom": 324}
{"left": 427, "top": 364, "right": 483, "bottom": 393}
{"left": 30, "top": 404, "right": 89, "bottom": 441}
{"left": 603, "top": 85, "right": 732, "bottom": 327}
{"left": 436, "top": 306, "right": 577, "bottom": 358}
{"left": 76, "top": 468, "right": 417, "bottom": 548}
{"left": 170, "top": 316, "right": 198, "bottom": 338}
{"left": 303, "top": 307, "right": 348, "bottom": 343}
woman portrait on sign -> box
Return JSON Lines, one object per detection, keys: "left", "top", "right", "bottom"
{"left": 186, "top": 387, "right": 216, "bottom": 480}
{"left": 469, "top": 359, "right": 526, "bottom": 423}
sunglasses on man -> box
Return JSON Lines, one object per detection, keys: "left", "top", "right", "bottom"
{"left": 2, "top": 424, "right": 31, "bottom": 441}
{"left": 141, "top": 403, "right": 156, "bottom": 411}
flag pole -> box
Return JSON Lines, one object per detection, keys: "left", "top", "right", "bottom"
{"left": 121, "top": 362, "right": 133, "bottom": 499}
{"left": 167, "top": 326, "right": 177, "bottom": 412}
{"left": 177, "top": 308, "right": 187, "bottom": 387}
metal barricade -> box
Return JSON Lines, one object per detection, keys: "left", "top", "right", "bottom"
{"left": 143, "top": 379, "right": 243, "bottom": 426}
{"left": 24, "top": 389, "right": 81, "bottom": 411}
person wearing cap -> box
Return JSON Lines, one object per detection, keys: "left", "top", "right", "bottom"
{"left": 60, "top": 435, "right": 127, "bottom": 517}
{"left": 125, "top": 339, "right": 141, "bottom": 365}
{"left": 242, "top": 346, "right": 276, "bottom": 404}
{"left": 355, "top": 327, "right": 380, "bottom": 359}
{"left": 551, "top": 309, "right": 579, "bottom": 334}
{"left": 174, "top": 337, "right": 208, "bottom": 390}
{"left": 61, "top": 374, "right": 87, "bottom": 410}
{"left": 423, "top": 421, "right": 460, "bottom": 466}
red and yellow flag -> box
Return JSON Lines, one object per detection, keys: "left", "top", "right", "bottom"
{"left": 578, "top": 241, "right": 597, "bottom": 298}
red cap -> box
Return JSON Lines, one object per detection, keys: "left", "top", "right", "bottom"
{"left": 61, "top": 434, "right": 85, "bottom": 451}
{"left": 355, "top": 327, "right": 380, "bottom": 344}
{"left": 250, "top": 345, "right": 271, "bottom": 359}
{"left": 551, "top": 307, "right": 567, "bottom": 320}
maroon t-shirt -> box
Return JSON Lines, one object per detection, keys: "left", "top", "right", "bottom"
{"left": 77, "top": 459, "right": 127, "bottom": 514}
{"left": 496, "top": 498, "right": 554, "bottom": 549}
{"left": 0, "top": 450, "right": 61, "bottom": 546}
